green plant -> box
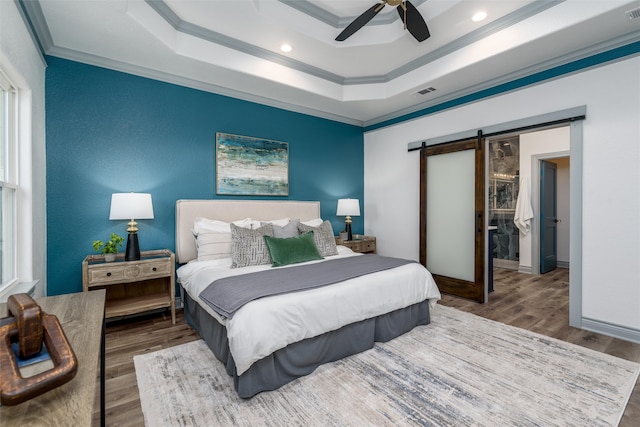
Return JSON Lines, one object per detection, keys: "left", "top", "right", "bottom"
{"left": 92, "top": 233, "right": 125, "bottom": 254}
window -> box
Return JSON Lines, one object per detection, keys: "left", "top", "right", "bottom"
{"left": 0, "top": 70, "right": 17, "bottom": 291}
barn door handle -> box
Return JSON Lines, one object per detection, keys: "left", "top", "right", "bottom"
{"left": 476, "top": 211, "right": 482, "bottom": 234}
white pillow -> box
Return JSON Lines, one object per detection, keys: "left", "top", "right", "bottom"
{"left": 193, "top": 217, "right": 253, "bottom": 234}
{"left": 196, "top": 232, "right": 232, "bottom": 261}
{"left": 193, "top": 217, "right": 254, "bottom": 261}
{"left": 300, "top": 218, "right": 323, "bottom": 227}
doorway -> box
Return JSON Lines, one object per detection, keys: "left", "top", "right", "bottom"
{"left": 495, "top": 126, "right": 570, "bottom": 276}
{"left": 412, "top": 106, "right": 584, "bottom": 326}
{"left": 539, "top": 157, "right": 570, "bottom": 274}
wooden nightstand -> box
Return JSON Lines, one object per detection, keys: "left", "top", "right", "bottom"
{"left": 335, "top": 235, "right": 376, "bottom": 254}
{"left": 82, "top": 249, "right": 175, "bottom": 324}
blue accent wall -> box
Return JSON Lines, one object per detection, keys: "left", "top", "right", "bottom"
{"left": 46, "top": 57, "right": 364, "bottom": 296}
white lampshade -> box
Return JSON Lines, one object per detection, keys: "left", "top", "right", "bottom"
{"left": 336, "top": 198, "right": 360, "bottom": 217}
{"left": 109, "top": 193, "right": 154, "bottom": 220}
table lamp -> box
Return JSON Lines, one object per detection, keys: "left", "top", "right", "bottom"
{"left": 109, "top": 193, "right": 154, "bottom": 261}
{"left": 336, "top": 198, "right": 360, "bottom": 241}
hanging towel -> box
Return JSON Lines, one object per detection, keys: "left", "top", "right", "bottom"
{"left": 514, "top": 176, "right": 534, "bottom": 235}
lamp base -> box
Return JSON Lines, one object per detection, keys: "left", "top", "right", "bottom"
{"left": 125, "top": 232, "right": 141, "bottom": 261}
{"left": 345, "top": 222, "right": 353, "bottom": 241}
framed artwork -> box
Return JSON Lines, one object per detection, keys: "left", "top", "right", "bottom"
{"left": 489, "top": 178, "right": 517, "bottom": 211}
{"left": 216, "top": 132, "right": 289, "bottom": 196}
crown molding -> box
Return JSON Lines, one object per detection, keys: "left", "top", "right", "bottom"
{"left": 364, "top": 32, "right": 640, "bottom": 130}
{"left": 278, "top": 0, "right": 428, "bottom": 28}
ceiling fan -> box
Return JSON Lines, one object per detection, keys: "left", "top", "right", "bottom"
{"left": 335, "top": 0, "right": 430, "bottom": 42}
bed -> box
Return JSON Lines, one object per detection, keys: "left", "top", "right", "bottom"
{"left": 175, "top": 199, "right": 441, "bottom": 398}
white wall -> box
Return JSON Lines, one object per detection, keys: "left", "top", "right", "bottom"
{"left": 364, "top": 56, "right": 640, "bottom": 337}
{"left": 0, "top": 1, "right": 47, "bottom": 296}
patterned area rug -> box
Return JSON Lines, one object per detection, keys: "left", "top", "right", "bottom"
{"left": 134, "top": 305, "right": 639, "bottom": 426}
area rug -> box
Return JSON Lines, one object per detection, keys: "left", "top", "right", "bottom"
{"left": 134, "top": 305, "right": 639, "bottom": 426}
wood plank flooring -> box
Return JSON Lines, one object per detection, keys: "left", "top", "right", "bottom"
{"left": 93, "top": 268, "right": 640, "bottom": 426}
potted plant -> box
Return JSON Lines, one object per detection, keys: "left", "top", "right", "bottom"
{"left": 92, "top": 233, "right": 125, "bottom": 262}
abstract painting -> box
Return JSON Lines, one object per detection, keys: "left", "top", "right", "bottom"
{"left": 216, "top": 133, "right": 289, "bottom": 196}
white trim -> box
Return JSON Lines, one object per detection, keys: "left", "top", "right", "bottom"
{"left": 582, "top": 318, "right": 640, "bottom": 345}
{"left": 568, "top": 120, "right": 583, "bottom": 328}
{"left": 530, "top": 149, "right": 571, "bottom": 276}
{"left": 518, "top": 265, "right": 533, "bottom": 274}
{"left": 408, "top": 106, "right": 587, "bottom": 150}
{"left": 0, "top": 279, "right": 39, "bottom": 302}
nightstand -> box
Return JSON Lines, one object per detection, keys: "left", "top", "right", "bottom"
{"left": 335, "top": 235, "right": 376, "bottom": 254}
{"left": 82, "top": 249, "right": 175, "bottom": 324}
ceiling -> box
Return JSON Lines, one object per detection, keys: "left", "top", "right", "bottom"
{"left": 22, "top": 0, "right": 640, "bottom": 126}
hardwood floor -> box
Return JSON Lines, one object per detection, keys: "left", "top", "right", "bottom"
{"left": 92, "top": 310, "right": 199, "bottom": 426}
{"left": 93, "top": 268, "right": 640, "bottom": 426}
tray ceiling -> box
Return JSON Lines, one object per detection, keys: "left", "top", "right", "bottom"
{"left": 21, "top": 0, "right": 640, "bottom": 126}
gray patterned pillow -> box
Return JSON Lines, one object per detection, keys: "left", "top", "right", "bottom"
{"left": 262, "top": 219, "right": 300, "bottom": 238}
{"left": 230, "top": 223, "right": 274, "bottom": 268}
{"left": 297, "top": 220, "right": 338, "bottom": 256}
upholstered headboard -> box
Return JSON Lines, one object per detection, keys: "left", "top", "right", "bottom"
{"left": 175, "top": 199, "right": 321, "bottom": 264}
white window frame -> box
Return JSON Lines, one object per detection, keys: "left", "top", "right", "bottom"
{"left": 0, "top": 69, "right": 18, "bottom": 292}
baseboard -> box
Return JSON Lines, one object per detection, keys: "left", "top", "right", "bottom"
{"left": 581, "top": 317, "right": 640, "bottom": 345}
{"left": 518, "top": 265, "right": 533, "bottom": 274}
{"left": 557, "top": 261, "right": 570, "bottom": 269}
{"left": 494, "top": 259, "right": 519, "bottom": 270}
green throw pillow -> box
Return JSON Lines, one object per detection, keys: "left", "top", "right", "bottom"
{"left": 263, "top": 232, "right": 324, "bottom": 267}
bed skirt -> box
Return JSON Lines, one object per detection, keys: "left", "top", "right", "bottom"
{"left": 182, "top": 289, "right": 431, "bottom": 398}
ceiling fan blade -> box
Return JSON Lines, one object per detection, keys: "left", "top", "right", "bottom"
{"left": 335, "top": 2, "right": 386, "bottom": 42}
{"left": 397, "top": 1, "right": 430, "bottom": 42}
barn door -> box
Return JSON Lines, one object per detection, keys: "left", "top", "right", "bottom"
{"left": 420, "top": 135, "right": 486, "bottom": 302}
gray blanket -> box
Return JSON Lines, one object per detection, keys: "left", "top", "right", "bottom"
{"left": 199, "top": 255, "right": 416, "bottom": 318}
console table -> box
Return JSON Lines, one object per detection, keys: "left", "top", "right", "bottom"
{"left": 0, "top": 290, "right": 106, "bottom": 426}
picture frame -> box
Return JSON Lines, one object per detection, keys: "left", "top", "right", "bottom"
{"left": 490, "top": 178, "right": 517, "bottom": 211}
{"left": 215, "top": 132, "right": 289, "bottom": 196}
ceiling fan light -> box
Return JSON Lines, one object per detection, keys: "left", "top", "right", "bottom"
{"left": 280, "top": 43, "right": 293, "bottom": 53}
{"left": 472, "top": 11, "right": 487, "bottom": 22}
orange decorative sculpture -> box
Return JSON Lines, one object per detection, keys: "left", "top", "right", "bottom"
{"left": 0, "top": 293, "right": 78, "bottom": 406}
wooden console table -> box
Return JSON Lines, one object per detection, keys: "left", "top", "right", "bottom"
{"left": 0, "top": 290, "right": 106, "bottom": 427}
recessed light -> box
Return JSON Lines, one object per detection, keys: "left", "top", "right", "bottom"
{"left": 280, "top": 43, "right": 293, "bottom": 53}
{"left": 472, "top": 11, "right": 487, "bottom": 22}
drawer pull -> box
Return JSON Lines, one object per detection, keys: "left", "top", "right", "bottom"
{"left": 106, "top": 272, "right": 112, "bottom": 277}
{"left": 152, "top": 267, "right": 157, "bottom": 272}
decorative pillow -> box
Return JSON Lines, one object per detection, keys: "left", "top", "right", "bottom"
{"left": 230, "top": 223, "right": 274, "bottom": 268}
{"left": 193, "top": 217, "right": 254, "bottom": 261}
{"left": 300, "top": 218, "right": 323, "bottom": 227}
{"left": 263, "top": 232, "right": 323, "bottom": 267}
{"left": 196, "top": 232, "right": 232, "bottom": 261}
{"left": 259, "top": 218, "right": 290, "bottom": 227}
{"left": 297, "top": 220, "right": 338, "bottom": 257}
{"left": 262, "top": 219, "right": 300, "bottom": 239}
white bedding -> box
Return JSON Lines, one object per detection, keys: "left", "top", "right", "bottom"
{"left": 177, "top": 246, "right": 441, "bottom": 375}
